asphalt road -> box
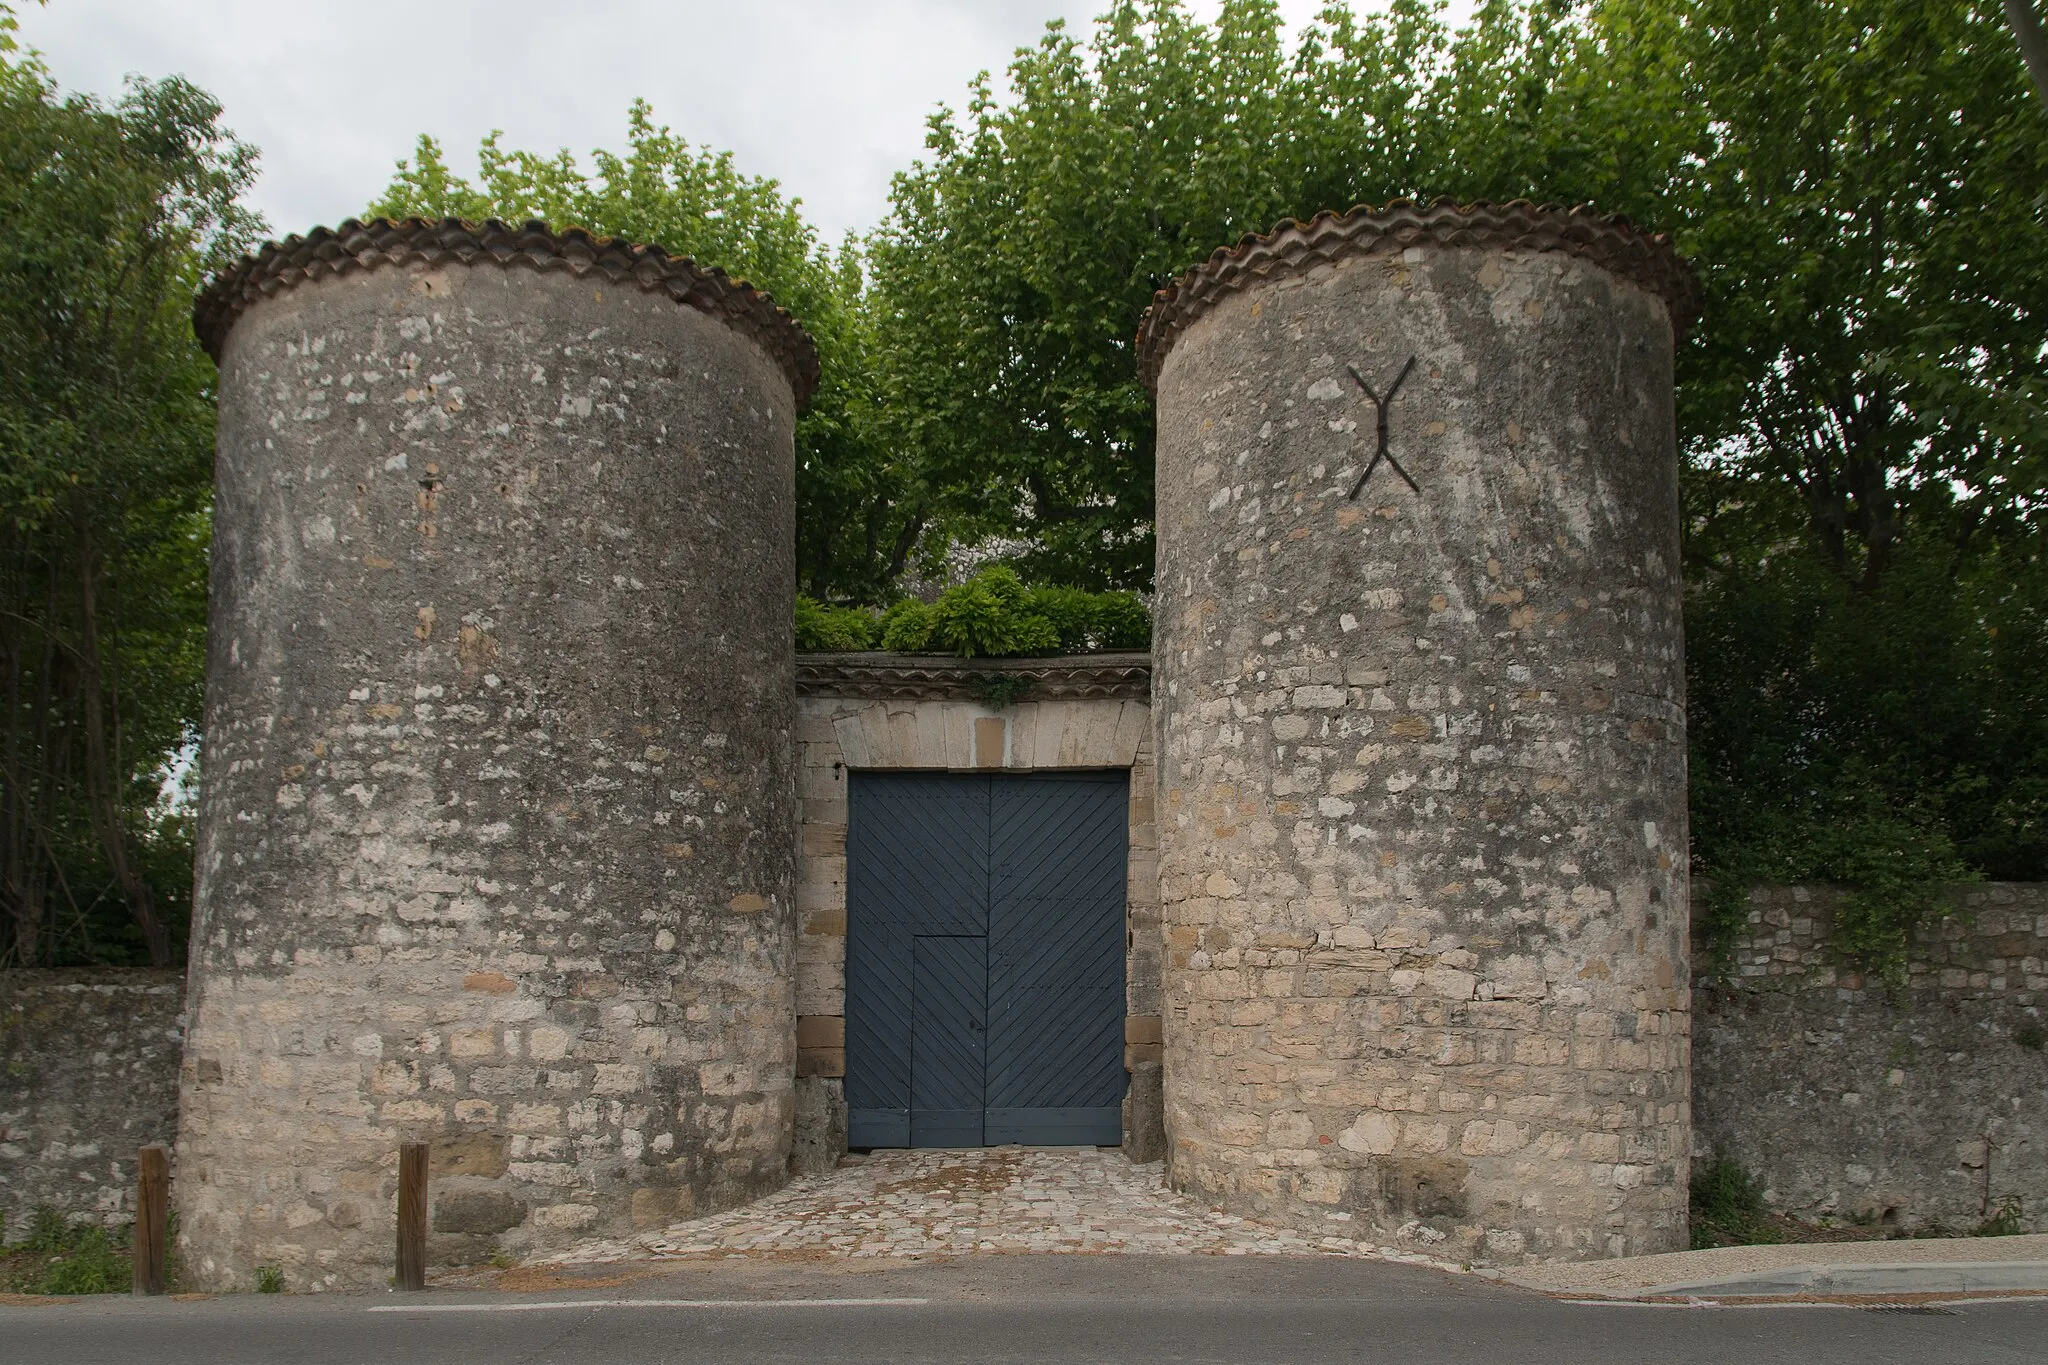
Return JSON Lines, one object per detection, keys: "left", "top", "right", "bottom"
{"left": 4, "top": 1254, "right": 2044, "bottom": 1365}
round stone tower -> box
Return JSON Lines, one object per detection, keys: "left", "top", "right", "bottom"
{"left": 1138, "top": 200, "right": 1696, "bottom": 1263}
{"left": 178, "top": 219, "right": 815, "bottom": 1290}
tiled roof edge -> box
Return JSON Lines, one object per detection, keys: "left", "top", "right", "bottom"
{"left": 194, "top": 217, "right": 821, "bottom": 407}
{"left": 795, "top": 650, "right": 1152, "bottom": 702}
{"left": 1135, "top": 198, "right": 1698, "bottom": 393}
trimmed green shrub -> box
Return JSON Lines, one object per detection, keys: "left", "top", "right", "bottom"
{"left": 877, "top": 598, "right": 939, "bottom": 652}
{"left": 832, "top": 567, "right": 1152, "bottom": 659}
{"left": 1029, "top": 584, "right": 1150, "bottom": 653}
{"left": 927, "top": 568, "right": 1057, "bottom": 657}
{"left": 794, "top": 595, "right": 880, "bottom": 650}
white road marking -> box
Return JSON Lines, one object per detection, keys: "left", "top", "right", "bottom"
{"left": 367, "top": 1297, "right": 930, "bottom": 1313}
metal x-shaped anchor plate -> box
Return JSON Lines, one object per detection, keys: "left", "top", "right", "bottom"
{"left": 1345, "top": 355, "right": 1420, "bottom": 498}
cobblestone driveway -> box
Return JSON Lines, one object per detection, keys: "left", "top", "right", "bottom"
{"left": 550, "top": 1148, "right": 1425, "bottom": 1265}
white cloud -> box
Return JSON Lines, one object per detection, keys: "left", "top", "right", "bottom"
{"left": 15, "top": 1, "right": 1432, "bottom": 243}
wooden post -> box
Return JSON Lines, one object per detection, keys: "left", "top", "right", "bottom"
{"left": 133, "top": 1145, "right": 169, "bottom": 1296}
{"left": 396, "top": 1141, "right": 429, "bottom": 1291}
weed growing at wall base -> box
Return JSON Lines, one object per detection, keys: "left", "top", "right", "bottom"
{"left": 0, "top": 1208, "right": 131, "bottom": 1294}
{"left": 1974, "top": 1195, "right": 2026, "bottom": 1237}
{"left": 1689, "top": 1155, "right": 1783, "bottom": 1249}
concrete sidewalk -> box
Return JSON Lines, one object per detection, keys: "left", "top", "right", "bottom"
{"left": 1497, "top": 1232, "right": 2048, "bottom": 1300}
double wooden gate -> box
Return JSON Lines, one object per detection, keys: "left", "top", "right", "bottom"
{"left": 845, "top": 771, "right": 1128, "bottom": 1148}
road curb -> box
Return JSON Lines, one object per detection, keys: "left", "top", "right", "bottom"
{"left": 1614, "top": 1260, "right": 2048, "bottom": 1299}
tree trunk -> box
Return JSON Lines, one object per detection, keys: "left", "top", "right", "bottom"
{"left": 70, "top": 491, "right": 172, "bottom": 967}
{"left": 2, "top": 530, "right": 34, "bottom": 965}
{"left": 0, "top": 529, "right": 54, "bottom": 967}
{"left": 2007, "top": 0, "right": 2048, "bottom": 112}
{"left": 1, "top": 773, "right": 44, "bottom": 968}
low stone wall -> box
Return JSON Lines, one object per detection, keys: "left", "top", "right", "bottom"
{"left": 8, "top": 885, "right": 2043, "bottom": 1247}
{"left": 1693, "top": 885, "right": 2047, "bottom": 1232}
{"left": 0, "top": 969, "right": 185, "bottom": 1233}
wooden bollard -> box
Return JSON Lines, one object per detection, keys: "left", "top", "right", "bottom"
{"left": 396, "top": 1141, "right": 429, "bottom": 1291}
{"left": 133, "top": 1145, "right": 169, "bottom": 1296}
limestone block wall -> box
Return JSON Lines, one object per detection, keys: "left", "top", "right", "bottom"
{"left": 787, "top": 655, "right": 1161, "bottom": 1166}
{"left": 1694, "top": 885, "right": 2048, "bottom": 1233}
{"left": 177, "top": 220, "right": 813, "bottom": 1290}
{"left": 0, "top": 970, "right": 184, "bottom": 1233}
{"left": 1140, "top": 202, "right": 1698, "bottom": 1264}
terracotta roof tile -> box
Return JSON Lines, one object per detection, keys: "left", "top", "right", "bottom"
{"left": 194, "top": 217, "right": 820, "bottom": 406}
{"left": 1135, "top": 198, "right": 1698, "bottom": 392}
{"left": 795, "top": 651, "right": 1151, "bottom": 701}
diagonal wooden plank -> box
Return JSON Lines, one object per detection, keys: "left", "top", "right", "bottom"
{"left": 912, "top": 935, "right": 987, "bottom": 1126}
{"left": 986, "top": 772, "right": 1129, "bottom": 1118}
{"left": 849, "top": 773, "right": 993, "bottom": 1143}
{"left": 850, "top": 773, "right": 990, "bottom": 934}
{"left": 992, "top": 772, "right": 1129, "bottom": 903}
{"left": 848, "top": 774, "right": 989, "bottom": 1116}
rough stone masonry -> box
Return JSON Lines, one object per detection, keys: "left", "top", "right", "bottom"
{"left": 0, "top": 970, "right": 184, "bottom": 1233}
{"left": 177, "top": 219, "right": 814, "bottom": 1290}
{"left": 1694, "top": 884, "right": 2047, "bottom": 1233}
{"left": 1140, "top": 201, "right": 1698, "bottom": 1262}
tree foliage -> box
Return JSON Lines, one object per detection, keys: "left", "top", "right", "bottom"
{"left": 867, "top": 0, "right": 2048, "bottom": 968}
{"left": 2, "top": 0, "right": 2039, "bottom": 972}
{"left": 870, "top": 0, "right": 2046, "bottom": 592}
{"left": 367, "top": 105, "right": 918, "bottom": 604}
{"left": 0, "top": 20, "right": 260, "bottom": 965}
{"left": 867, "top": 0, "right": 1487, "bottom": 586}
{"left": 1578, "top": 0, "right": 2048, "bottom": 591}
{"left": 795, "top": 566, "right": 1149, "bottom": 657}
{"left": 1684, "top": 488, "right": 2048, "bottom": 975}
{"left": 1603, "top": 0, "right": 2048, "bottom": 963}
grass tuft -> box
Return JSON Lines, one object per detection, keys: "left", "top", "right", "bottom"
{"left": 1689, "top": 1154, "right": 1783, "bottom": 1249}
{"left": 1, "top": 1208, "right": 133, "bottom": 1294}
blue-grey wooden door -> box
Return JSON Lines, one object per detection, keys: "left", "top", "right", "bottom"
{"left": 911, "top": 935, "right": 987, "bottom": 1146}
{"left": 986, "top": 774, "right": 1129, "bottom": 1144}
{"left": 844, "top": 774, "right": 988, "bottom": 1148}
{"left": 845, "top": 770, "right": 1127, "bottom": 1148}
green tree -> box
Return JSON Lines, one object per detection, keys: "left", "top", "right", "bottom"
{"left": 867, "top": 0, "right": 1620, "bottom": 588}
{"left": 870, "top": 0, "right": 2048, "bottom": 968}
{"left": 368, "top": 106, "right": 920, "bottom": 603}
{"left": 869, "top": 1, "right": 1309, "bottom": 589}
{"left": 0, "top": 14, "right": 260, "bottom": 965}
{"left": 1681, "top": 481, "right": 2048, "bottom": 974}
{"left": 1565, "top": 0, "right": 2048, "bottom": 594}
{"left": 1560, "top": 0, "right": 2048, "bottom": 956}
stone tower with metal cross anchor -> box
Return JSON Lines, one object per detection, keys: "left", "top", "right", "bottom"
{"left": 1138, "top": 200, "right": 1699, "bottom": 1262}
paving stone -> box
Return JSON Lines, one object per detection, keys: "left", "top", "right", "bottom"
{"left": 542, "top": 1148, "right": 1451, "bottom": 1267}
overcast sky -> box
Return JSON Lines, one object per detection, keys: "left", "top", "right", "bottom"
{"left": 13, "top": 0, "right": 1381, "bottom": 245}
